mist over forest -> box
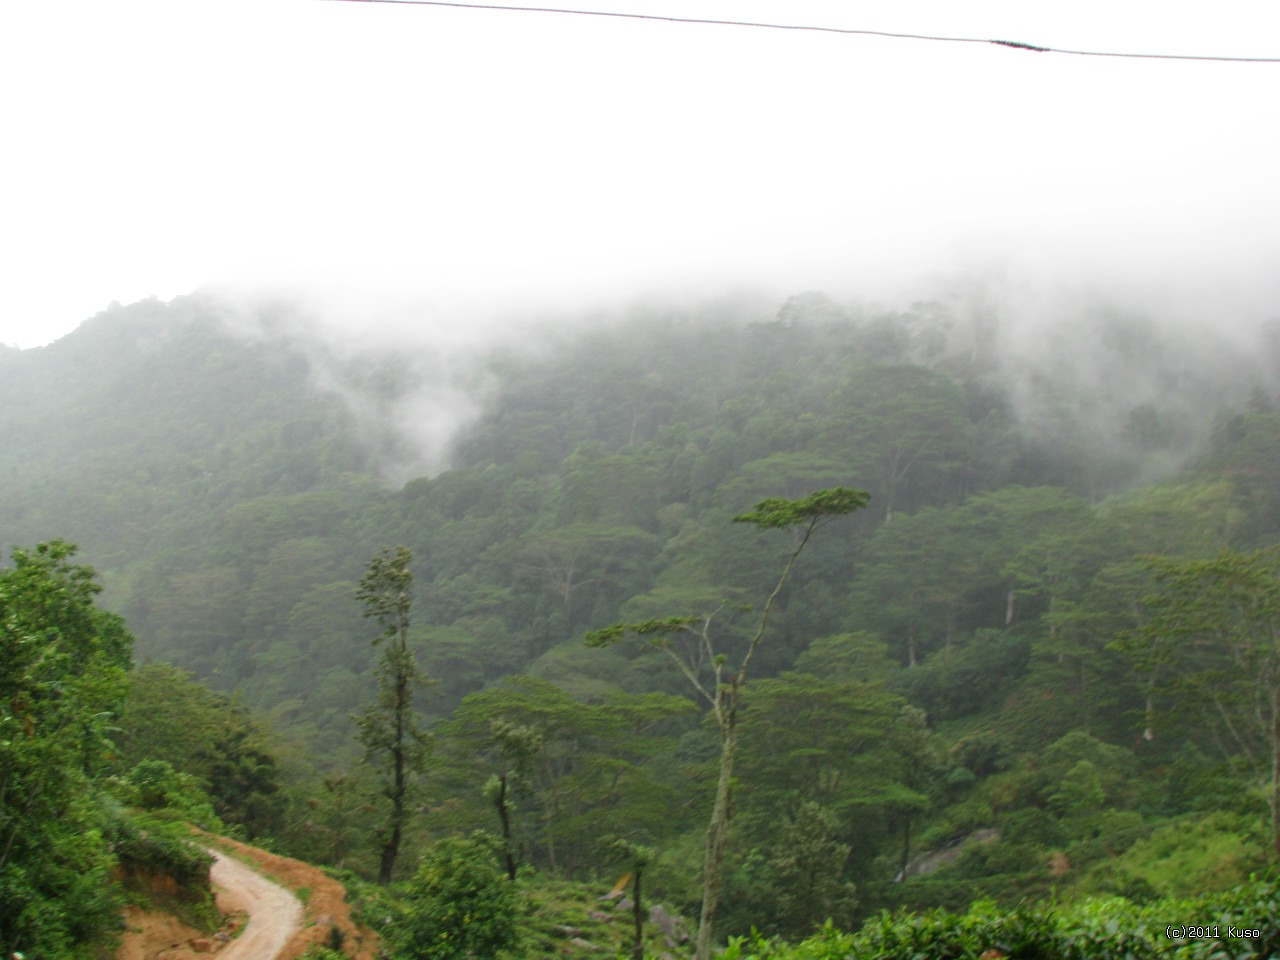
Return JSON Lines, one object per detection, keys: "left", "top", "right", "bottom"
{"left": 6, "top": 273, "right": 1280, "bottom": 959}
{"left": 6, "top": 0, "right": 1280, "bottom": 953}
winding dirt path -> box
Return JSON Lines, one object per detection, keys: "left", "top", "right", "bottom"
{"left": 208, "top": 849, "right": 303, "bottom": 960}
{"left": 117, "top": 832, "right": 379, "bottom": 960}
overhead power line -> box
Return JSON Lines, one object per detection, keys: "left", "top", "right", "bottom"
{"left": 320, "top": 0, "right": 1280, "bottom": 63}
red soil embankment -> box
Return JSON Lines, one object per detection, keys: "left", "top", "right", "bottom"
{"left": 116, "top": 830, "right": 380, "bottom": 960}
{"left": 199, "top": 832, "right": 381, "bottom": 960}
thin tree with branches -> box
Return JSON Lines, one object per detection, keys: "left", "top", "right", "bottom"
{"left": 588, "top": 487, "right": 869, "bottom": 959}
{"left": 356, "top": 545, "right": 433, "bottom": 884}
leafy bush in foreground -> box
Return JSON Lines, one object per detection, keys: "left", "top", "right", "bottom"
{"left": 384, "top": 832, "right": 521, "bottom": 960}
{"left": 711, "top": 875, "right": 1280, "bottom": 960}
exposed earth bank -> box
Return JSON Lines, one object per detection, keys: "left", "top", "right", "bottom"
{"left": 116, "top": 832, "right": 379, "bottom": 960}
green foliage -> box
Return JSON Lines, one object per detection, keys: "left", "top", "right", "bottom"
{"left": 792, "top": 631, "right": 898, "bottom": 684}
{"left": 1128, "top": 546, "right": 1280, "bottom": 857}
{"left": 201, "top": 720, "right": 283, "bottom": 839}
{"left": 896, "top": 630, "right": 1029, "bottom": 721}
{"left": 736, "top": 672, "right": 935, "bottom": 876}
{"left": 583, "top": 487, "right": 871, "bottom": 960}
{"left": 357, "top": 546, "right": 433, "bottom": 884}
{"left": 707, "top": 875, "right": 1280, "bottom": 959}
{"left": 1193, "top": 412, "right": 1280, "bottom": 544}
{"left": 584, "top": 615, "right": 701, "bottom": 648}
{"left": 730, "top": 487, "right": 871, "bottom": 529}
{"left": 114, "top": 663, "right": 279, "bottom": 836}
{"left": 1081, "top": 813, "right": 1266, "bottom": 900}
{"left": 105, "top": 808, "right": 216, "bottom": 898}
{"left": 8, "top": 293, "right": 1280, "bottom": 947}
{"left": 386, "top": 832, "right": 521, "bottom": 960}
{"left": 823, "top": 365, "right": 972, "bottom": 521}
{"left": 122, "top": 758, "right": 221, "bottom": 824}
{"left": 436, "top": 676, "right": 693, "bottom": 877}
{"left": 763, "top": 802, "right": 858, "bottom": 937}
{"left": 0, "top": 542, "right": 134, "bottom": 959}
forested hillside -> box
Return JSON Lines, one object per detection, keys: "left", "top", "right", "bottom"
{"left": 5, "top": 288, "right": 1280, "bottom": 958}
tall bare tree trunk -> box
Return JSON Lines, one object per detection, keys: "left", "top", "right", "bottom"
{"left": 632, "top": 866, "right": 645, "bottom": 960}
{"left": 357, "top": 545, "right": 430, "bottom": 887}
{"left": 587, "top": 489, "right": 871, "bottom": 960}
{"left": 696, "top": 713, "right": 737, "bottom": 960}
{"left": 378, "top": 670, "right": 409, "bottom": 884}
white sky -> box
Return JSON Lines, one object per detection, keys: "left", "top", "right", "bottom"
{"left": 2, "top": 0, "right": 1278, "bottom": 347}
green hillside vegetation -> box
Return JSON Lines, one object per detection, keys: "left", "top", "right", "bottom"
{"left": 0, "top": 542, "right": 219, "bottom": 958}
{"left": 5, "top": 289, "right": 1280, "bottom": 957}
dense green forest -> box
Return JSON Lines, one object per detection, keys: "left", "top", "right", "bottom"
{"left": 4, "top": 289, "right": 1280, "bottom": 958}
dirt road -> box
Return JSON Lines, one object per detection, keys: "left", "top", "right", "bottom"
{"left": 117, "top": 833, "right": 377, "bottom": 960}
{"left": 209, "top": 848, "right": 303, "bottom": 960}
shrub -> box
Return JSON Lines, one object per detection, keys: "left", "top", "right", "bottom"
{"left": 385, "top": 832, "right": 521, "bottom": 960}
{"left": 706, "top": 875, "right": 1280, "bottom": 960}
